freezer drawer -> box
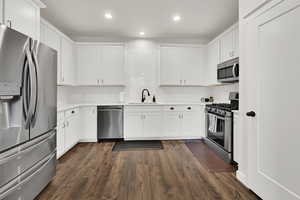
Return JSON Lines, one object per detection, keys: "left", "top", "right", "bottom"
{"left": 0, "top": 148, "right": 20, "bottom": 188}
{"left": 20, "top": 130, "right": 56, "bottom": 174}
{"left": 0, "top": 153, "right": 56, "bottom": 200}
{"left": 0, "top": 131, "right": 56, "bottom": 190}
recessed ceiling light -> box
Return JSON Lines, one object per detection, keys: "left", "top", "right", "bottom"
{"left": 139, "top": 32, "right": 145, "bottom": 36}
{"left": 173, "top": 15, "right": 181, "bottom": 22}
{"left": 104, "top": 13, "right": 113, "bottom": 19}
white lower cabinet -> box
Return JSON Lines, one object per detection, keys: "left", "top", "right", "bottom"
{"left": 80, "top": 106, "right": 97, "bottom": 142}
{"left": 56, "top": 108, "right": 80, "bottom": 159}
{"left": 124, "top": 105, "right": 205, "bottom": 140}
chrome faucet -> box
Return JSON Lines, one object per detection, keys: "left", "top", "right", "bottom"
{"left": 141, "top": 89, "right": 151, "bottom": 103}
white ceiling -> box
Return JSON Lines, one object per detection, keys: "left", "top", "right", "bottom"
{"left": 40, "top": 0, "right": 238, "bottom": 42}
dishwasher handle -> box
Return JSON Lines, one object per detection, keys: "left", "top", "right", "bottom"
{"left": 98, "top": 108, "right": 123, "bottom": 112}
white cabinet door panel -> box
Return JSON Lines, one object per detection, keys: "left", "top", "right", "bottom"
{"left": 159, "top": 47, "right": 182, "bottom": 85}
{"left": 80, "top": 107, "right": 97, "bottom": 142}
{"left": 5, "top": 0, "right": 38, "bottom": 39}
{"left": 163, "top": 112, "right": 181, "bottom": 138}
{"left": 56, "top": 123, "right": 65, "bottom": 159}
{"left": 143, "top": 111, "right": 162, "bottom": 138}
{"left": 61, "top": 38, "right": 75, "bottom": 85}
{"left": 100, "top": 45, "right": 125, "bottom": 86}
{"left": 220, "top": 31, "right": 234, "bottom": 62}
{"left": 124, "top": 112, "right": 143, "bottom": 139}
{"left": 77, "top": 45, "right": 100, "bottom": 85}
{"left": 206, "top": 40, "right": 221, "bottom": 85}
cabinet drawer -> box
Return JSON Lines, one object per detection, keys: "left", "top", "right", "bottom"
{"left": 125, "top": 106, "right": 162, "bottom": 112}
{"left": 19, "top": 131, "right": 56, "bottom": 174}
{"left": 65, "top": 108, "right": 79, "bottom": 118}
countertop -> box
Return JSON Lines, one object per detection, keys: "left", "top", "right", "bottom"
{"left": 232, "top": 110, "right": 239, "bottom": 114}
{"left": 57, "top": 102, "right": 211, "bottom": 112}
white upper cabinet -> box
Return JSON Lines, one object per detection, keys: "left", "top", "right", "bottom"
{"left": 159, "top": 46, "right": 205, "bottom": 86}
{"left": 77, "top": 44, "right": 125, "bottom": 86}
{"left": 77, "top": 45, "right": 100, "bottom": 85}
{"left": 100, "top": 45, "right": 125, "bottom": 86}
{"left": 206, "top": 40, "right": 221, "bottom": 86}
{"left": 61, "top": 37, "right": 75, "bottom": 85}
{"left": 220, "top": 25, "right": 239, "bottom": 63}
{"left": 3, "top": 0, "right": 42, "bottom": 39}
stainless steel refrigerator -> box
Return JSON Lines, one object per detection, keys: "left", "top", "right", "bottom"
{"left": 0, "top": 25, "right": 57, "bottom": 200}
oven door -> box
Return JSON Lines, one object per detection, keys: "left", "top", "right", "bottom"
{"left": 206, "top": 112, "right": 232, "bottom": 152}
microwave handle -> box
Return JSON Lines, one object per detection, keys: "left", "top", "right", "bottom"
{"left": 232, "top": 64, "right": 237, "bottom": 78}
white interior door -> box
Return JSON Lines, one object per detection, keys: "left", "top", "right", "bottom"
{"left": 244, "top": 1, "right": 300, "bottom": 199}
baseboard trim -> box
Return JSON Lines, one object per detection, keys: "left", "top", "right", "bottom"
{"left": 79, "top": 138, "right": 98, "bottom": 143}
{"left": 236, "top": 170, "right": 249, "bottom": 188}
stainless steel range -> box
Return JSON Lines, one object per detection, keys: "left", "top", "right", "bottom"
{"left": 204, "top": 92, "right": 238, "bottom": 163}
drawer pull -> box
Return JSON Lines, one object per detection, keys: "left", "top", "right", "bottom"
{"left": 187, "top": 107, "right": 192, "bottom": 110}
{"left": 71, "top": 110, "right": 75, "bottom": 114}
{"left": 170, "top": 107, "right": 174, "bottom": 110}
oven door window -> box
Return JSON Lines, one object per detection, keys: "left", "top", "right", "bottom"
{"left": 207, "top": 115, "right": 225, "bottom": 147}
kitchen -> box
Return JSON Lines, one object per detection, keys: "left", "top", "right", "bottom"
{"left": 0, "top": 0, "right": 299, "bottom": 200}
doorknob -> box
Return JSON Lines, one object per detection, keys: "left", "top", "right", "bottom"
{"left": 246, "top": 111, "right": 256, "bottom": 117}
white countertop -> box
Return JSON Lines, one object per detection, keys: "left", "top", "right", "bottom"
{"left": 57, "top": 102, "right": 211, "bottom": 112}
{"left": 232, "top": 110, "right": 239, "bottom": 114}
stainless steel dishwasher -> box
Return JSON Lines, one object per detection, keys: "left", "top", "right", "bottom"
{"left": 97, "top": 106, "right": 123, "bottom": 141}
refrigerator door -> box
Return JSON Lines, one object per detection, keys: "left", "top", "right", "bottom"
{"left": 0, "top": 25, "right": 29, "bottom": 96}
{"left": 0, "top": 26, "right": 32, "bottom": 152}
{"left": 30, "top": 41, "right": 57, "bottom": 139}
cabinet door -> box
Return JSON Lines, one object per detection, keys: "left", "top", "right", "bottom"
{"left": 220, "top": 30, "right": 234, "bottom": 62}
{"left": 40, "top": 23, "right": 61, "bottom": 84}
{"left": 124, "top": 112, "right": 143, "bottom": 140}
{"left": 80, "top": 106, "right": 97, "bottom": 142}
{"left": 100, "top": 45, "right": 125, "bottom": 86}
{"left": 181, "top": 47, "right": 205, "bottom": 86}
{"left": 0, "top": 0, "right": 3, "bottom": 24}
{"left": 159, "top": 46, "right": 182, "bottom": 86}
{"left": 233, "top": 26, "right": 239, "bottom": 58}
{"left": 182, "top": 111, "right": 203, "bottom": 139}
{"left": 56, "top": 123, "right": 65, "bottom": 159}
{"left": 143, "top": 111, "right": 162, "bottom": 139}
{"left": 4, "top": 0, "right": 38, "bottom": 39}
{"left": 65, "top": 115, "right": 80, "bottom": 150}
{"left": 77, "top": 45, "right": 100, "bottom": 85}
{"left": 163, "top": 112, "right": 181, "bottom": 138}
{"left": 61, "top": 37, "right": 75, "bottom": 85}
{"left": 206, "top": 40, "right": 221, "bottom": 85}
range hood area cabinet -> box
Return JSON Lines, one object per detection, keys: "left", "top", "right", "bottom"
{"left": 76, "top": 44, "right": 125, "bottom": 86}
{"left": 159, "top": 45, "right": 206, "bottom": 86}
{"left": 220, "top": 25, "right": 239, "bottom": 63}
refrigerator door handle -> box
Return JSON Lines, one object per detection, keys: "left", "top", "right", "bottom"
{"left": 24, "top": 46, "right": 37, "bottom": 129}
{"left": 30, "top": 44, "right": 39, "bottom": 124}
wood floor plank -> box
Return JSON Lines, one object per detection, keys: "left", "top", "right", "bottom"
{"left": 36, "top": 141, "right": 259, "bottom": 200}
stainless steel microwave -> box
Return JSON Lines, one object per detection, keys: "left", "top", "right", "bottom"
{"left": 217, "top": 57, "right": 239, "bottom": 83}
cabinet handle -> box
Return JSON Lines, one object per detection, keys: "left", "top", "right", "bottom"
{"left": 71, "top": 110, "right": 75, "bottom": 114}
{"left": 6, "top": 20, "right": 12, "bottom": 28}
{"left": 187, "top": 107, "right": 191, "bottom": 110}
{"left": 170, "top": 107, "right": 174, "bottom": 110}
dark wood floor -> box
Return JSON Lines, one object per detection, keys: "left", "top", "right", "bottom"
{"left": 36, "top": 141, "right": 258, "bottom": 200}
